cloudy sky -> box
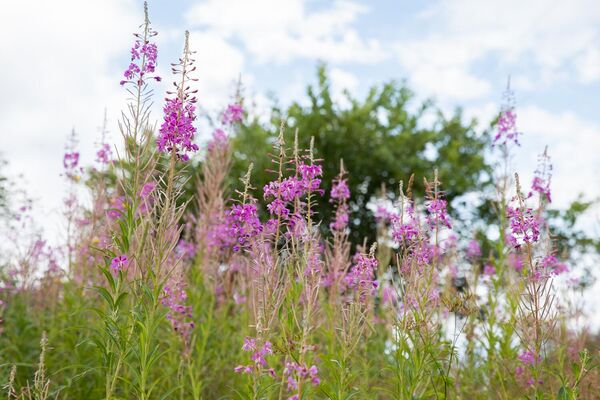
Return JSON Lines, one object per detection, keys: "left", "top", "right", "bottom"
{"left": 1, "top": 1, "right": 599, "bottom": 281}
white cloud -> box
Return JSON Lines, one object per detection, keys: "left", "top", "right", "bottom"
{"left": 0, "top": 0, "right": 139, "bottom": 240}
{"left": 329, "top": 67, "right": 358, "bottom": 107}
{"left": 394, "top": 0, "right": 600, "bottom": 101}
{"left": 575, "top": 48, "right": 600, "bottom": 84}
{"left": 187, "top": 31, "right": 247, "bottom": 112}
{"left": 185, "top": 0, "right": 387, "bottom": 64}
{"left": 395, "top": 38, "right": 492, "bottom": 101}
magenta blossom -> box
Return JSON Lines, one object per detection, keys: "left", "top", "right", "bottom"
{"left": 483, "top": 263, "right": 496, "bottom": 276}
{"left": 518, "top": 350, "right": 540, "bottom": 366}
{"left": 330, "top": 204, "right": 349, "bottom": 231}
{"left": 207, "top": 128, "right": 229, "bottom": 153}
{"left": 494, "top": 82, "right": 521, "bottom": 146}
{"left": 530, "top": 149, "right": 552, "bottom": 203}
{"left": 96, "top": 143, "right": 112, "bottom": 164}
{"left": 221, "top": 103, "right": 244, "bottom": 126}
{"left": 120, "top": 10, "right": 160, "bottom": 87}
{"left": 226, "top": 204, "right": 263, "bottom": 251}
{"left": 506, "top": 206, "right": 540, "bottom": 249}
{"left": 466, "top": 239, "right": 481, "bottom": 259}
{"left": 540, "top": 255, "right": 568, "bottom": 276}
{"left": 330, "top": 179, "right": 350, "bottom": 200}
{"left": 63, "top": 151, "right": 80, "bottom": 170}
{"left": 110, "top": 255, "right": 129, "bottom": 276}
{"left": 240, "top": 337, "right": 273, "bottom": 370}
{"left": 284, "top": 362, "right": 320, "bottom": 392}
{"left": 157, "top": 31, "right": 199, "bottom": 161}
{"left": 426, "top": 198, "right": 451, "bottom": 229}
{"left": 107, "top": 196, "right": 125, "bottom": 220}
{"left": 157, "top": 98, "right": 199, "bottom": 161}
{"left": 346, "top": 252, "right": 378, "bottom": 302}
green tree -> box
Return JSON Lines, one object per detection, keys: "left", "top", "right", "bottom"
{"left": 227, "top": 65, "right": 491, "bottom": 244}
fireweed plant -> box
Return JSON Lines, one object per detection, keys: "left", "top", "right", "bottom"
{"left": 0, "top": 4, "right": 598, "bottom": 400}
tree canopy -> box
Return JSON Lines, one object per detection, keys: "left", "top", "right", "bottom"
{"left": 226, "top": 65, "right": 491, "bottom": 243}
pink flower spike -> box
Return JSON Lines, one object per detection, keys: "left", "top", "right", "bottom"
{"left": 110, "top": 255, "right": 129, "bottom": 276}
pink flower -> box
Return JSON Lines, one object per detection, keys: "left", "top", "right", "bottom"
{"left": 63, "top": 151, "right": 80, "bottom": 170}
{"left": 518, "top": 350, "right": 539, "bottom": 366}
{"left": 530, "top": 149, "right": 552, "bottom": 203}
{"left": 226, "top": 204, "right": 263, "bottom": 251}
{"left": 120, "top": 10, "right": 160, "bottom": 87}
{"left": 221, "top": 103, "right": 244, "bottom": 125}
{"left": 107, "top": 196, "right": 125, "bottom": 220}
{"left": 207, "top": 128, "right": 228, "bottom": 153}
{"left": 162, "top": 278, "right": 194, "bottom": 342}
{"left": 508, "top": 253, "right": 523, "bottom": 272}
{"left": 242, "top": 337, "right": 257, "bottom": 352}
{"left": 426, "top": 198, "right": 451, "bottom": 229}
{"left": 330, "top": 204, "right": 349, "bottom": 231}
{"left": 157, "top": 32, "right": 198, "bottom": 161}
{"left": 540, "top": 255, "right": 568, "bottom": 276}
{"left": 507, "top": 206, "right": 540, "bottom": 249}
{"left": 234, "top": 365, "right": 253, "bottom": 374}
{"left": 157, "top": 98, "right": 199, "bottom": 161}
{"left": 330, "top": 179, "right": 350, "bottom": 200}
{"left": 96, "top": 143, "right": 112, "bottom": 164}
{"left": 110, "top": 255, "right": 129, "bottom": 276}
{"left": 346, "top": 252, "right": 378, "bottom": 302}
{"left": 483, "top": 264, "right": 496, "bottom": 276}
{"left": 493, "top": 83, "right": 521, "bottom": 146}
{"left": 466, "top": 240, "right": 481, "bottom": 259}
{"left": 140, "top": 181, "right": 157, "bottom": 198}
{"left": 283, "top": 362, "right": 320, "bottom": 395}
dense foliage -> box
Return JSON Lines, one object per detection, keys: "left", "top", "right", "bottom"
{"left": 224, "top": 65, "right": 491, "bottom": 245}
{"left": 1, "top": 5, "right": 599, "bottom": 400}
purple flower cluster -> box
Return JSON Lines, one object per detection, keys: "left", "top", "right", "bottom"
{"left": 494, "top": 84, "right": 521, "bottom": 146}
{"left": 162, "top": 280, "right": 194, "bottom": 341}
{"left": 391, "top": 202, "right": 420, "bottom": 244}
{"left": 63, "top": 151, "right": 79, "bottom": 170}
{"left": 63, "top": 151, "right": 82, "bottom": 181}
{"left": 221, "top": 103, "right": 244, "bottom": 126}
{"left": 466, "top": 239, "right": 481, "bottom": 259}
{"left": 137, "top": 181, "right": 157, "bottom": 214}
{"left": 107, "top": 196, "right": 125, "bottom": 220}
{"left": 157, "top": 98, "right": 199, "bottom": 161}
{"left": 297, "top": 162, "right": 323, "bottom": 193}
{"left": 508, "top": 253, "right": 524, "bottom": 272}
{"left": 330, "top": 176, "right": 350, "bottom": 231}
{"left": 517, "top": 350, "right": 540, "bottom": 366}
{"left": 284, "top": 362, "right": 320, "bottom": 393}
{"left": 346, "top": 252, "right": 378, "bottom": 301}
{"left": 263, "top": 161, "right": 323, "bottom": 218}
{"left": 234, "top": 337, "right": 275, "bottom": 375}
{"left": 120, "top": 23, "right": 160, "bottom": 86}
{"left": 426, "top": 198, "right": 451, "bottom": 229}
{"left": 540, "top": 255, "right": 568, "bottom": 276}
{"left": 392, "top": 218, "right": 419, "bottom": 243}
{"left": 96, "top": 143, "right": 112, "bottom": 165}
{"left": 226, "top": 204, "right": 263, "bottom": 251}
{"left": 530, "top": 149, "right": 552, "bottom": 203}
{"left": 110, "top": 255, "right": 129, "bottom": 276}
{"left": 176, "top": 239, "right": 196, "bottom": 261}
{"left": 506, "top": 206, "right": 540, "bottom": 249}
{"left": 330, "top": 206, "right": 349, "bottom": 231}
{"left": 330, "top": 179, "right": 350, "bottom": 200}
{"left": 374, "top": 205, "right": 396, "bottom": 224}
{"left": 207, "top": 128, "right": 229, "bottom": 154}
{"left": 483, "top": 263, "right": 496, "bottom": 276}
{"left": 157, "top": 31, "right": 199, "bottom": 161}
